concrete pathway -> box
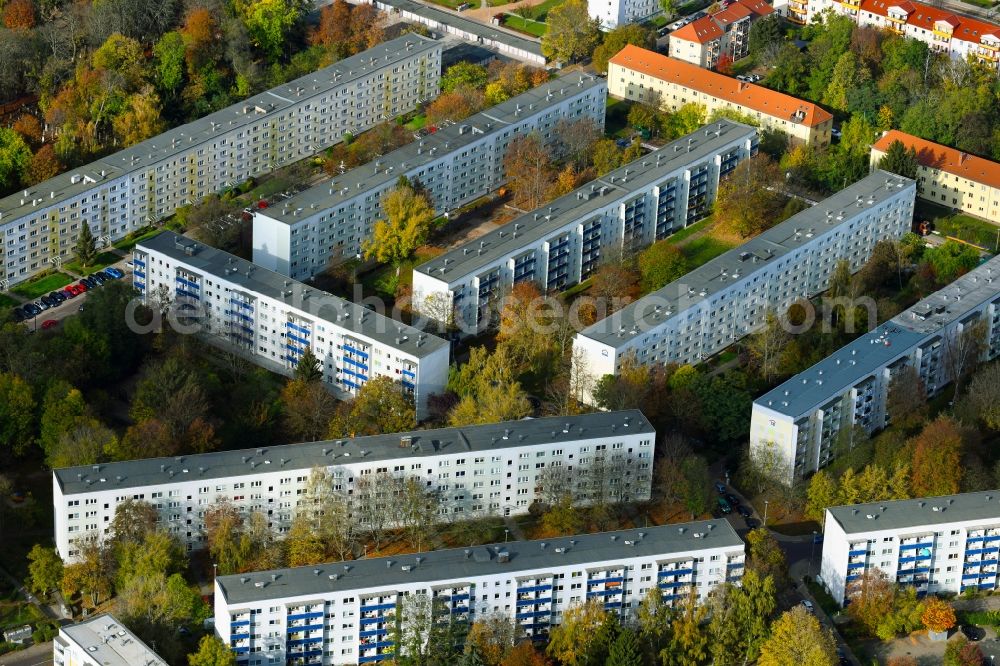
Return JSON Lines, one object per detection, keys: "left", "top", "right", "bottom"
{"left": 0, "top": 641, "right": 53, "bottom": 666}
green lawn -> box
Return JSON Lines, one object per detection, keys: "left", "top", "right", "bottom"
{"left": 11, "top": 272, "right": 74, "bottom": 300}
{"left": 404, "top": 114, "right": 427, "bottom": 131}
{"left": 960, "top": 0, "right": 994, "bottom": 8}
{"left": 666, "top": 216, "right": 715, "bottom": 244}
{"left": 0, "top": 601, "right": 44, "bottom": 631}
{"left": 113, "top": 227, "right": 162, "bottom": 252}
{"left": 503, "top": 14, "right": 547, "bottom": 36}
{"left": 647, "top": 14, "right": 668, "bottom": 26}
{"left": 680, "top": 236, "right": 736, "bottom": 266}
{"left": 524, "top": 0, "right": 564, "bottom": 18}
{"left": 425, "top": 0, "right": 467, "bottom": 9}
{"left": 0, "top": 294, "right": 17, "bottom": 309}
{"left": 487, "top": 0, "right": 512, "bottom": 6}
{"left": 63, "top": 251, "right": 121, "bottom": 276}
{"left": 933, "top": 213, "right": 1000, "bottom": 251}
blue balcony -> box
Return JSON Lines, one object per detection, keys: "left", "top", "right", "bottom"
{"left": 659, "top": 568, "right": 693, "bottom": 577}
{"left": 287, "top": 636, "right": 323, "bottom": 647}
{"left": 516, "top": 610, "right": 552, "bottom": 619}
{"left": 287, "top": 623, "right": 324, "bottom": 633}
{"left": 286, "top": 321, "right": 311, "bottom": 335}
{"left": 231, "top": 646, "right": 249, "bottom": 654}
{"left": 358, "top": 654, "right": 391, "bottom": 664}
{"left": 361, "top": 603, "right": 396, "bottom": 613}
{"left": 287, "top": 331, "right": 310, "bottom": 346}
{"left": 981, "top": 582, "right": 997, "bottom": 589}
{"left": 230, "top": 633, "right": 250, "bottom": 641}
{"left": 343, "top": 356, "right": 369, "bottom": 371}
{"left": 727, "top": 562, "right": 744, "bottom": 569}
{"left": 898, "top": 543, "right": 933, "bottom": 551}
{"left": 588, "top": 577, "right": 624, "bottom": 586}
{"left": 587, "top": 589, "right": 623, "bottom": 598}
{"left": 342, "top": 366, "right": 368, "bottom": 381}
{"left": 133, "top": 258, "right": 146, "bottom": 267}
{"left": 451, "top": 593, "right": 469, "bottom": 601}
{"left": 343, "top": 378, "right": 363, "bottom": 390}
{"left": 343, "top": 344, "right": 369, "bottom": 358}
{"left": 898, "top": 554, "right": 932, "bottom": 563}
{"left": 229, "top": 299, "right": 253, "bottom": 310}
{"left": 516, "top": 597, "right": 552, "bottom": 607}
{"left": 175, "top": 276, "right": 199, "bottom": 290}
{"left": 133, "top": 269, "right": 146, "bottom": 279}
{"left": 401, "top": 368, "right": 416, "bottom": 378}
{"left": 230, "top": 620, "right": 250, "bottom": 627}
{"left": 361, "top": 617, "right": 389, "bottom": 627}
{"left": 846, "top": 574, "right": 860, "bottom": 582}
{"left": 604, "top": 601, "right": 623, "bottom": 609}
{"left": 848, "top": 549, "right": 867, "bottom": 557}
{"left": 176, "top": 288, "right": 200, "bottom": 300}
{"left": 659, "top": 580, "right": 688, "bottom": 589}
{"left": 963, "top": 573, "right": 981, "bottom": 580}
{"left": 516, "top": 584, "right": 551, "bottom": 594}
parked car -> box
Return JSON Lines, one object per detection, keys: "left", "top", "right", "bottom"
{"left": 76, "top": 281, "right": 89, "bottom": 292}
{"left": 61, "top": 288, "right": 76, "bottom": 299}
{"left": 104, "top": 267, "right": 124, "bottom": 279}
{"left": 961, "top": 625, "right": 985, "bottom": 641}
{"left": 736, "top": 505, "right": 752, "bottom": 518}
{"left": 35, "top": 299, "right": 50, "bottom": 310}
{"left": 49, "top": 291, "right": 66, "bottom": 304}
{"left": 89, "top": 274, "right": 105, "bottom": 286}
{"left": 40, "top": 319, "right": 58, "bottom": 330}
{"left": 725, "top": 493, "right": 740, "bottom": 506}
{"left": 736, "top": 75, "right": 749, "bottom": 81}
{"left": 714, "top": 482, "right": 727, "bottom": 494}
{"left": 23, "top": 302, "right": 42, "bottom": 317}
{"left": 801, "top": 600, "right": 815, "bottom": 614}
{"left": 39, "top": 295, "right": 56, "bottom": 308}
{"left": 717, "top": 498, "right": 732, "bottom": 514}
{"left": 743, "top": 516, "right": 759, "bottom": 529}
{"left": 81, "top": 277, "right": 97, "bottom": 289}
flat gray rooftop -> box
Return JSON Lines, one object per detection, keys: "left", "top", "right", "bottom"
{"left": 577, "top": 171, "right": 915, "bottom": 348}
{"left": 261, "top": 72, "right": 605, "bottom": 226}
{"left": 379, "top": 0, "right": 543, "bottom": 58}
{"left": 828, "top": 490, "right": 1000, "bottom": 535}
{"left": 60, "top": 614, "right": 166, "bottom": 666}
{"left": 217, "top": 519, "right": 742, "bottom": 604}
{"left": 415, "top": 120, "right": 756, "bottom": 282}
{"left": 758, "top": 253, "right": 1000, "bottom": 418}
{"left": 0, "top": 34, "right": 439, "bottom": 224}
{"left": 54, "top": 410, "right": 653, "bottom": 495}
{"left": 137, "top": 231, "right": 449, "bottom": 358}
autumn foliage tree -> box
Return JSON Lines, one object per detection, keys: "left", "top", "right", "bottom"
{"left": 921, "top": 597, "right": 956, "bottom": 633}
{"left": 909, "top": 415, "right": 964, "bottom": 496}
{"left": 363, "top": 179, "right": 435, "bottom": 275}
{"left": 3, "top": 0, "right": 35, "bottom": 30}
{"left": 311, "top": 0, "right": 384, "bottom": 58}
{"left": 716, "top": 154, "right": 785, "bottom": 238}
{"left": 503, "top": 133, "right": 555, "bottom": 210}
{"left": 847, "top": 569, "right": 894, "bottom": 636}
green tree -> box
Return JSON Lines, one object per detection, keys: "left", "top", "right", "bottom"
{"left": 679, "top": 455, "right": 711, "bottom": 518}
{"left": 662, "top": 103, "right": 706, "bottom": 141}
{"left": 540, "top": 0, "right": 601, "bottom": 64}
{"left": 363, "top": 182, "right": 434, "bottom": 275}
{"left": 591, "top": 139, "right": 623, "bottom": 176}
{"left": 708, "top": 570, "right": 777, "bottom": 665}
{"left": 715, "top": 154, "right": 784, "bottom": 238}
{"left": 540, "top": 494, "right": 584, "bottom": 536}
{"left": 758, "top": 606, "right": 838, "bottom": 666}
{"left": 638, "top": 240, "right": 688, "bottom": 292}
{"left": 153, "top": 31, "right": 186, "bottom": 100}
{"left": 924, "top": 241, "right": 979, "bottom": 286}
{"left": 292, "top": 347, "right": 322, "bottom": 382}
{"left": 606, "top": 627, "right": 641, "bottom": 666}
{"left": 131, "top": 356, "right": 210, "bottom": 439}
{"left": 285, "top": 513, "right": 326, "bottom": 567}
{"left": 441, "top": 62, "right": 488, "bottom": 93}
{"left": 26, "top": 545, "right": 63, "bottom": 598}
{"left": 75, "top": 222, "right": 98, "bottom": 268}
{"left": 238, "top": 0, "right": 303, "bottom": 59}
{"left": 821, "top": 51, "right": 858, "bottom": 113}
{"left": 591, "top": 24, "right": 652, "bottom": 74}
{"left": 327, "top": 376, "right": 416, "bottom": 437}
{"left": 636, "top": 587, "right": 671, "bottom": 659}
{"left": 877, "top": 139, "right": 918, "bottom": 180}
{"left": 0, "top": 372, "right": 34, "bottom": 457}
{"left": 188, "top": 635, "right": 236, "bottom": 666}
{"left": 282, "top": 378, "right": 338, "bottom": 441}
{"left": 746, "top": 528, "right": 787, "bottom": 585}
{"left": 748, "top": 15, "right": 782, "bottom": 58}
{"left": 967, "top": 362, "right": 1000, "bottom": 430}
{"left": 0, "top": 127, "right": 30, "bottom": 189}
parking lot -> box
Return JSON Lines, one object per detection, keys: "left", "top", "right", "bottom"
{"left": 10, "top": 259, "right": 133, "bottom": 332}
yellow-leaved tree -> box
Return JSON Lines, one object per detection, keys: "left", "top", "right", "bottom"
{"left": 363, "top": 179, "right": 434, "bottom": 276}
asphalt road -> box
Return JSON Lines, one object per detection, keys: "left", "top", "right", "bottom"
{"left": 0, "top": 642, "right": 52, "bottom": 666}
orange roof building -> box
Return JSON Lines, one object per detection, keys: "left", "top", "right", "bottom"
{"left": 669, "top": 0, "right": 773, "bottom": 69}
{"left": 608, "top": 45, "right": 833, "bottom": 146}
{"left": 774, "top": 0, "right": 1000, "bottom": 70}
{"left": 871, "top": 130, "right": 1000, "bottom": 223}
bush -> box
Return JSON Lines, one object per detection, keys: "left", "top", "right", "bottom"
{"left": 32, "top": 620, "right": 59, "bottom": 643}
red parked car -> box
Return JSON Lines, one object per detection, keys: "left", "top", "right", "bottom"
{"left": 41, "top": 320, "right": 58, "bottom": 330}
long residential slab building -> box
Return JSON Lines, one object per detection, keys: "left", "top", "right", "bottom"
{"left": 214, "top": 521, "right": 744, "bottom": 665}
{"left": 572, "top": 171, "right": 916, "bottom": 400}
{"left": 411, "top": 120, "right": 759, "bottom": 330}
{"left": 133, "top": 231, "right": 450, "bottom": 419}
{"left": 872, "top": 129, "right": 1000, "bottom": 224}
{"left": 821, "top": 491, "right": 1000, "bottom": 606}
{"left": 0, "top": 35, "right": 442, "bottom": 289}
{"left": 774, "top": 0, "right": 1000, "bottom": 71}
{"left": 751, "top": 254, "right": 1000, "bottom": 485}
{"left": 608, "top": 45, "right": 833, "bottom": 147}
{"left": 252, "top": 73, "right": 608, "bottom": 281}
{"left": 53, "top": 410, "right": 654, "bottom": 562}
